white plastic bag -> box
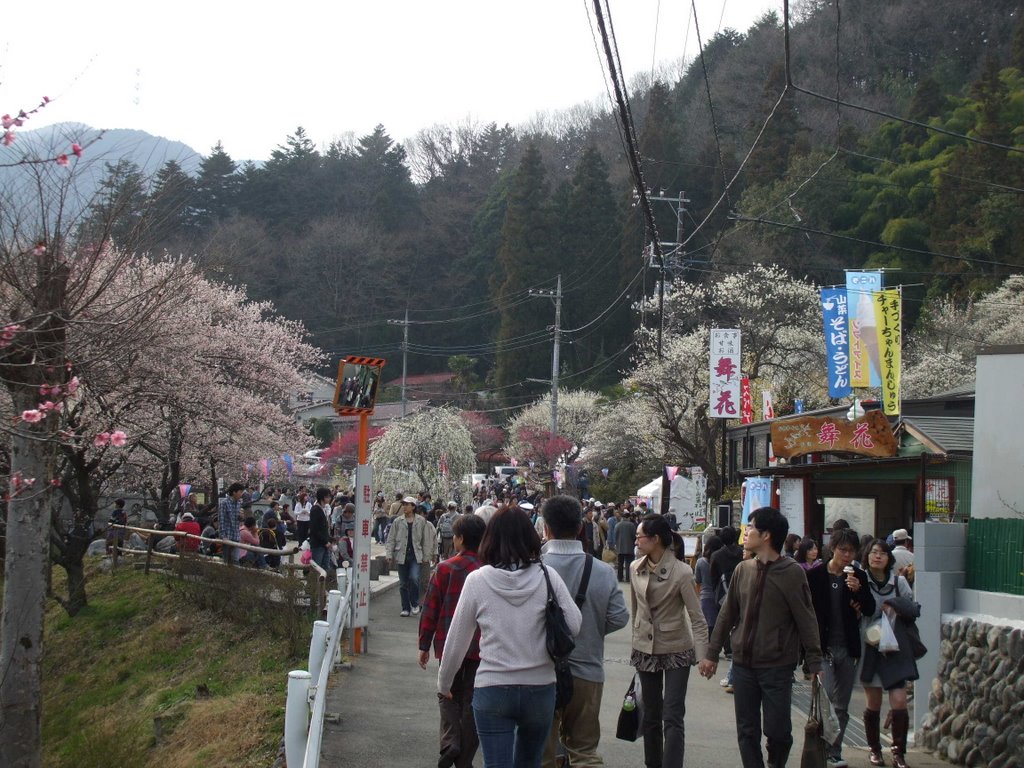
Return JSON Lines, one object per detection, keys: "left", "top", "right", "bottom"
{"left": 879, "top": 612, "right": 900, "bottom": 654}
{"left": 821, "top": 684, "right": 842, "bottom": 744}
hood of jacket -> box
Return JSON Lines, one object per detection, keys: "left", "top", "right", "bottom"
{"left": 477, "top": 563, "right": 544, "bottom": 607}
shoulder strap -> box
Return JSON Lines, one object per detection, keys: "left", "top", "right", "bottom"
{"left": 540, "top": 561, "right": 556, "bottom": 601}
{"left": 574, "top": 554, "right": 594, "bottom": 607}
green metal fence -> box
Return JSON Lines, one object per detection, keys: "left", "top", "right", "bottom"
{"left": 966, "top": 518, "right": 1024, "bottom": 596}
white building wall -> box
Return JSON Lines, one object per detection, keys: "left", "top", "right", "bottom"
{"left": 969, "top": 348, "right": 1024, "bottom": 519}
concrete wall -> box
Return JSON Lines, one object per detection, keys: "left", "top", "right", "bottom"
{"left": 970, "top": 349, "right": 1024, "bottom": 519}
{"left": 916, "top": 520, "right": 1024, "bottom": 764}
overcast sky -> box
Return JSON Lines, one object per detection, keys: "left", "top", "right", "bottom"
{"left": 3, "top": 1, "right": 777, "bottom": 161}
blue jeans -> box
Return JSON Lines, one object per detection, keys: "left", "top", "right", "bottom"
{"left": 472, "top": 684, "right": 555, "bottom": 768}
{"left": 397, "top": 559, "right": 421, "bottom": 612}
{"left": 310, "top": 545, "right": 332, "bottom": 573}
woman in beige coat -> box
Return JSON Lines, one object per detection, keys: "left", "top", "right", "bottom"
{"left": 629, "top": 513, "right": 709, "bottom": 768}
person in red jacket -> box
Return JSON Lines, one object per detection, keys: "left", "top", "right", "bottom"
{"left": 418, "top": 513, "right": 487, "bottom": 768}
{"left": 174, "top": 512, "right": 201, "bottom": 552}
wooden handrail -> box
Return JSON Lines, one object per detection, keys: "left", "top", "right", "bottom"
{"left": 110, "top": 524, "right": 298, "bottom": 557}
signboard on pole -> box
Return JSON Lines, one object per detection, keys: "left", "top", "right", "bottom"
{"left": 353, "top": 463, "right": 373, "bottom": 630}
{"left": 779, "top": 477, "right": 806, "bottom": 538}
{"left": 710, "top": 329, "right": 742, "bottom": 419}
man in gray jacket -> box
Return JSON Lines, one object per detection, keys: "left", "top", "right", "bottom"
{"left": 386, "top": 495, "right": 437, "bottom": 617}
{"left": 541, "top": 495, "right": 630, "bottom": 768}
{"left": 613, "top": 512, "right": 637, "bottom": 583}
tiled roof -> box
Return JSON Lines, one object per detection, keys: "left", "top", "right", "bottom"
{"left": 901, "top": 416, "right": 975, "bottom": 453}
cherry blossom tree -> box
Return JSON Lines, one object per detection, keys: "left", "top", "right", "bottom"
{"left": 369, "top": 406, "right": 476, "bottom": 499}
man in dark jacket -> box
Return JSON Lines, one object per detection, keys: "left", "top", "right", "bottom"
{"left": 308, "top": 487, "right": 334, "bottom": 573}
{"left": 806, "top": 528, "right": 875, "bottom": 768}
{"left": 699, "top": 508, "right": 823, "bottom": 768}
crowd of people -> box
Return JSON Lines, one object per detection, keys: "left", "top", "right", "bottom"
{"left": 404, "top": 491, "right": 920, "bottom": 768}
{"left": 107, "top": 479, "right": 921, "bottom": 768}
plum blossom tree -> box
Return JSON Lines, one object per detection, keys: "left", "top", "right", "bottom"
{"left": 902, "top": 275, "right": 1024, "bottom": 397}
{"left": 628, "top": 265, "right": 828, "bottom": 493}
{"left": 503, "top": 389, "right": 601, "bottom": 470}
{"left": 369, "top": 406, "right": 476, "bottom": 499}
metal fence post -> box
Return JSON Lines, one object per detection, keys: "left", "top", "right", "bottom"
{"left": 285, "top": 670, "right": 312, "bottom": 767}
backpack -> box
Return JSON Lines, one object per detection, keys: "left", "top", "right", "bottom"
{"left": 438, "top": 512, "right": 454, "bottom": 538}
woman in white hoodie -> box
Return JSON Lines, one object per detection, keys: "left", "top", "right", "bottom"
{"left": 438, "top": 505, "right": 582, "bottom": 768}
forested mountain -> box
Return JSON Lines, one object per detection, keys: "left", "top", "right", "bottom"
{"left": 72, "top": 0, "right": 1024, "bottom": 408}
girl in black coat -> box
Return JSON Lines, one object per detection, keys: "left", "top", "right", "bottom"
{"left": 860, "top": 539, "right": 919, "bottom": 768}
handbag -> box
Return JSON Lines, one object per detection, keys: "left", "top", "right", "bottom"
{"left": 540, "top": 558, "right": 591, "bottom": 710}
{"left": 893, "top": 576, "right": 928, "bottom": 659}
{"left": 602, "top": 547, "right": 617, "bottom": 564}
{"left": 800, "top": 678, "right": 828, "bottom": 768}
{"left": 615, "top": 675, "right": 643, "bottom": 741}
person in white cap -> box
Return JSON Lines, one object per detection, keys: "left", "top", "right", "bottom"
{"left": 386, "top": 496, "right": 437, "bottom": 617}
{"left": 890, "top": 529, "right": 914, "bottom": 574}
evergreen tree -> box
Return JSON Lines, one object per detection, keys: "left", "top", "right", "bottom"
{"left": 558, "top": 146, "right": 627, "bottom": 382}
{"left": 194, "top": 142, "right": 239, "bottom": 229}
{"left": 148, "top": 159, "right": 198, "bottom": 249}
{"left": 80, "top": 159, "right": 150, "bottom": 252}
{"left": 352, "top": 124, "right": 419, "bottom": 232}
{"left": 493, "top": 144, "right": 557, "bottom": 396}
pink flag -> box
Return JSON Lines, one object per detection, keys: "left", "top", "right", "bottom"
{"left": 178, "top": 483, "right": 191, "bottom": 502}
{"left": 665, "top": 466, "right": 679, "bottom": 482}
{"left": 260, "top": 459, "right": 271, "bottom": 479}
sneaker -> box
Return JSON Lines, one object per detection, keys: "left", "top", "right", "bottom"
{"left": 400, "top": 610, "right": 410, "bottom": 617}
{"left": 725, "top": 684, "right": 734, "bottom": 694}
{"left": 719, "top": 677, "right": 731, "bottom": 687}
{"left": 826, "top": 758, "right": 848, "bottom": 768}
{"left": 411, "top": 606, "right": 421, "bottom": 615}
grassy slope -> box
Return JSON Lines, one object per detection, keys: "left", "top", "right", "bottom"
{"left": 40, "top": 563, "right": 308, "bottom": 768}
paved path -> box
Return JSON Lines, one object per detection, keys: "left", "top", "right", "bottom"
{"left": 321, "top": 575, "right": 950, "bottom": 768}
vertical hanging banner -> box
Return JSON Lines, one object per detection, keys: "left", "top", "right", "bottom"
{"left": 846, "top": 272, "right": 883, "bottom": 387}
{"left": 740, "top": 377, "right": 754, "bottom": 424}
{"left": 665, "top": 466, "right": 679, "bottom": 482}
{"left": 762, "top": 390, "right": 775, "bottom": 420}
{"left": 741, "top": 477, "right": 773, "bottom": 524}
{"left": 794, "top": 399, "right": 805, "bottom": 414}
{"left": 873, "top": 288, "right": 902, "bottom": 416}
{"left": 709, "top": 329, "right": 742, "bottom": 419}
{"left": 820, "top": 287, "right": 852, "bottom": 399}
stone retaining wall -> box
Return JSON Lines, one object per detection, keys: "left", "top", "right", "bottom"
{"left": 919, "top": 617, "right": 1024, "bottom": 767}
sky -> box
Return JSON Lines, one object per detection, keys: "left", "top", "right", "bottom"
{"left": 2, "top": 1, "right": 777, "bottom": 162}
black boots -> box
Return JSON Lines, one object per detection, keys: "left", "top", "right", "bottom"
{"left": 890, "top": 709, "right": 910, "bottom": 768}
{"left": 864, "top": 709, "right": 885, "bottom": 766}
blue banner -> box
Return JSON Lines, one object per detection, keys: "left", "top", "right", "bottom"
{"left": 742, "top": 477, "right": 774, "bottom": 524}
{"left": 794, "top": 399, "right": 804, "bottom": 414}
{"left": 821, "top": 287, "right": 853, "bottom": 399}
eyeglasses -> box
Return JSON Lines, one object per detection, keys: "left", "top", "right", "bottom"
{"left": 635, "top": 534, "right": 654, "bottom": 540}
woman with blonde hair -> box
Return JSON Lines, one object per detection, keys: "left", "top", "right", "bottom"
{"left": 629, "top": 513, "right": 709, "bottom": 768}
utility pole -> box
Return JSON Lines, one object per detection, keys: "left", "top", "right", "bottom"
{"left": 527, "top": 275, "right": 562, "bottom": 438}
{"left": 647, "top": 190, "right": 690, "bottom": 360}
{"left": 386, "top": 309, "right": 409, "bottom": 417}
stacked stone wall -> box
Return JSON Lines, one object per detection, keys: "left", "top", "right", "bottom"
{"left": 920, "top": 617, "right": 1024, "bottom": 767}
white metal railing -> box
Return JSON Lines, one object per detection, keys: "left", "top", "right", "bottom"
{"left": 285, "top": 566, "right": 354, "bottom": 768}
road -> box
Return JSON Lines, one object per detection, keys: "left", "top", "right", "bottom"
{"left": 320, "top": 573, "right": 949, "bottom": 767}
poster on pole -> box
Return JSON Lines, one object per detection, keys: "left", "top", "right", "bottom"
{"left": 846, "top": 272, "right": 883, "bottom": 388}
{"left": 710, "top": 329, "right": 742, "bottom": 419}
{"left": 740, "top": 377, "right": 753, "bottom": 424}
{"left": 779, "top": 477, "right": 806, "bottom": 538}
{"left": 821, "top": 287, "right": 853, "bottom": 399}
{"left": 741, "top": 477, "right": 773, "bottom": 524}
{"left": 873, "top": 288, "right": 902, "bottom": 416}
{"left": 353, "top": 463, "right": 373, "bottom": 630}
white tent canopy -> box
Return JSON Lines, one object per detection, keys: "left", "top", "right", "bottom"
{"left": 635, "top": 475, "right": 698, "bottom": 529}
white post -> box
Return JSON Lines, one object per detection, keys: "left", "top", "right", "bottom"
{"left": 326, "top": 589, "right": 342, "bottom": 628}
{"left": 285, "top": 670, "right": 312, "bottom": 768}
{"left": 336, "top": 567, "right": 348, "bottom": 596}
{"left": 308, "top": 620, "right": 329, "bottom": 700}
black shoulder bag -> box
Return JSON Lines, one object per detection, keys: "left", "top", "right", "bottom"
{"left": 541, "top": 556, "right": 593, "bottom": 710}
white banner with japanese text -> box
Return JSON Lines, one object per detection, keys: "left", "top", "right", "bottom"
{"left": 709, "top": 329, "right": 742, "bottom": 419}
